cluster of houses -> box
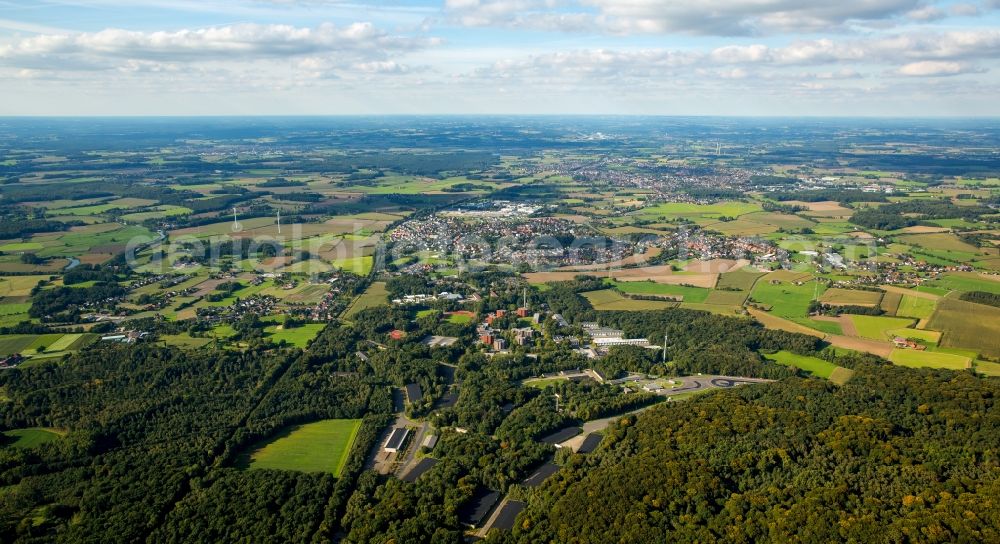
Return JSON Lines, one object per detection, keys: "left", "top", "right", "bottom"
{"left": 391, "top": 292, "right": 464, "bottom": 305}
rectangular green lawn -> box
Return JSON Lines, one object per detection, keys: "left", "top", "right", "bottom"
{"left": 244, "top": 419, "right": 362, "bottom": 476}
{"left": 264, "top": 323, "right": 326, "bottom": 349}
{"left": 3, "top": 428, "right": 64, "bottom": 449}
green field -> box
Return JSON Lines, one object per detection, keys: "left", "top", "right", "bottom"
{"left": 764, "top": 350, "right": 853, "bottom": 384}
{"left": 446, "top": 312, "right": 474, "bottom": 324}
{"left": 715, "top": 269, "right": 765, "bottom": 291}
{"left": 818, "top": 288, "right": 883, "bottom": 307}
{"left": 242, "top": 419, "right": 362, "bottom": 476}
{"left": 522, "top": 377, "right": 569, "bottom": 389}
{"left": 925, "top": 273, "right": 1000, "bottom": 295}
{"left": 264, "top": 323, "right": 326, "bottom": 348}
{"left": 976, "top": 360, "right": 1000, "bottom": 377}
{"left": 888, "top": 348, "right": 971, "bottom": 370}
{"left": 895, "top": 295, "right": 937, "bottom": 319}
{"left": 886, "top": 328, "right": 940, "bottom": 345}
{"left": 608, "top": 281, "right": 710, "bottom": 303}
{"left": 927, "top": 296, "right": 1000, "bottom": 358}
{"left": 2, "top": 427, "right": 64, "bottom": 449}
{"left": 849, "top": 315, "right": 917, "bottom": 341}
{"left": 332, "top": 255, "right": 374, "bottom": 276}
{"left": 342, "top": 282, "right": 389, "bottom": 320}
{"left": 583, "top": 289, "right": 677, "bottom": 311}
{"left": 749, "top": 275, "right": 838, "bottom": 334}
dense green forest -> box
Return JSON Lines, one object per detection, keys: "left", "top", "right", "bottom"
{"left": 495, "top": 360, "right": 1000, "bottom": 543}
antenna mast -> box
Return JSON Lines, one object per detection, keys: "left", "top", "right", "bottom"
{"left": 276, "top": 209, "right": 281, "bottom": 235}
{"left": 232, "top": 207, "right": 241, "bottom": 232}
{"left": 662, "top": 332, "right": 668, "bottom": 364}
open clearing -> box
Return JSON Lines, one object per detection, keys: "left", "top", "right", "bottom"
{"left": 764, "top": 350, "right": 853, "bottom": 384}
{"left": 3, "top": 427, "right": 64, "bottom": 449}
{"left": 265, "top": 323, "right": 326, "bottom": 349}
{"left": 241, "top": 419, "right": 362, "bottom": 476}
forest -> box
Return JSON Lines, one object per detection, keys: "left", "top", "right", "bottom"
{"left": 496, "top": 359, "right": 1000, "bottom": 544}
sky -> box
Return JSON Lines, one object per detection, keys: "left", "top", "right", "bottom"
{"left": 1, "top": 0, "right": 999, "bottom": 116}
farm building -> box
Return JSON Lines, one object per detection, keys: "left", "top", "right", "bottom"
{"left": 383, "top": 427, "right": 410, "bottom": 453}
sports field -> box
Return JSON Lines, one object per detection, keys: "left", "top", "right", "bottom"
{"left": 243, "top": 419, "right": 362, "bottom": 476}
{"left": 3, "top": 427, "right": 64, "bottom": 449}
{"left": 583, "top": 289, "right": 677, "bottom": 311}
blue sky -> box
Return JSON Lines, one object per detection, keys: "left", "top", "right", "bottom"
{"left": 1, "top": 0, "right": 999, "bottom": 115}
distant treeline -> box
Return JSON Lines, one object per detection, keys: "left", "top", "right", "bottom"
{"left": 850, "top": 199, "right": 994, "bottom": 230}
{"left": 959, "top": 291, "right": 1000, "bottom": 308}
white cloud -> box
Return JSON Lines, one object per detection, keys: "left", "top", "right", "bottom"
{"left": 445, "top": 0, "right": 934, "bottom": 35}
{"left": 0, "top": 22, "right": 436, "bottom": 73}
{"left": 896, "top": 60, "right": 978, "bottom": 75}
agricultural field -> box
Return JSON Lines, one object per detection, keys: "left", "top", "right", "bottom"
{"left": 608, "top": 280, "right": 710, "bottom": 303}
{"left": 342, "top": 282, "right": 389, "bottom": 320}
{"left": 927, "top": 296, "right": 1000, "bottom": 358}
{"left": 895, "top": 294, "right": 937, "bottom": 319}
{"left": 888, "top": 348, "right": 972, "bottom": 370}
{"left": 818, "top": 288, "right": 883, "bottom": 307}
{"left": 240, "top": 419, "right": 362, "bottom": 476}
{"left": 849, "top": 315, "right": 917, "bottom": 341}
{"left": 923, "top": 272, "right": 1000, "bottom": 295}
{"left": 583, "top": 289, "right": 677, "bottom": 311}
{"left": 715, "top": 269, "right": 765, "bottom": 291}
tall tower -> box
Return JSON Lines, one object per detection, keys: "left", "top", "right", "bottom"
{"left": 276, "top": 209, "right": 282, "bottom": 235}
{"left": 232, "top": 207, "right": 241, "bottom": 232}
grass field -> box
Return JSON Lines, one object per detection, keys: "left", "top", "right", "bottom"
{"left": 583, "top": 289, "right": 677, "bottom": 311}
{"left": 849, "top": 315, "right": 917, "bottom": 341}
{"left": 888, "top": 348, "right": 971, "bottom": 370}
{"left": 342, "top": 281, "right": 388, "bottom": 320}
{"left": 715, "top": 269, "right": 765, "bottom": 291}
{"left": 0, "top": 275, "right": 49, "bottom": 297}
{"left": 3, "top": 427, "right": 64, "bottom": 449}
{"left": 750, "top": 275, "right": 825, "bottom": 319}
{"left": 818, "top": 288, "right": 883, "bottom": 307}
{"left": 446, "top": 311, "right": 474, "bottom": 324}
{"left": 522, "top": 377, "right": 569, "bottom": 389}
{"left": 880, "top": 290, "right": 903, "bottom": 315}
{"left": 763, "top": 350, "right": 853, "bottom": 384}
{"left": 897, "top": 233, "right": 980, "bottom": 253}
{"left": 895, "top": 295, "right": 937, "bottom": 319}
{"left": 925, "top": 272, "right": 1000, "bottom": 295}
{"left": 264, "top": 323, "right": 326, "bottom": 348}
{"left": 886, "top": 328, "right": 941, "bottom": 345}
{"left": 976, "top": 360, "right": 1000, "bottom": 377}
{"left": 703, "top": 289, "right": 751, "bottom": 306}
{"left": 608, "top": 281, "right": 710, "bottom": 303}
{"left": 242, "top": 419, "right": 362, "bottom": 476}
{"left": 332, "top": 255, "right": 374, "bottom": 276}
{"left": 926, "top": 296, "right": 1000, "bottom": 358}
